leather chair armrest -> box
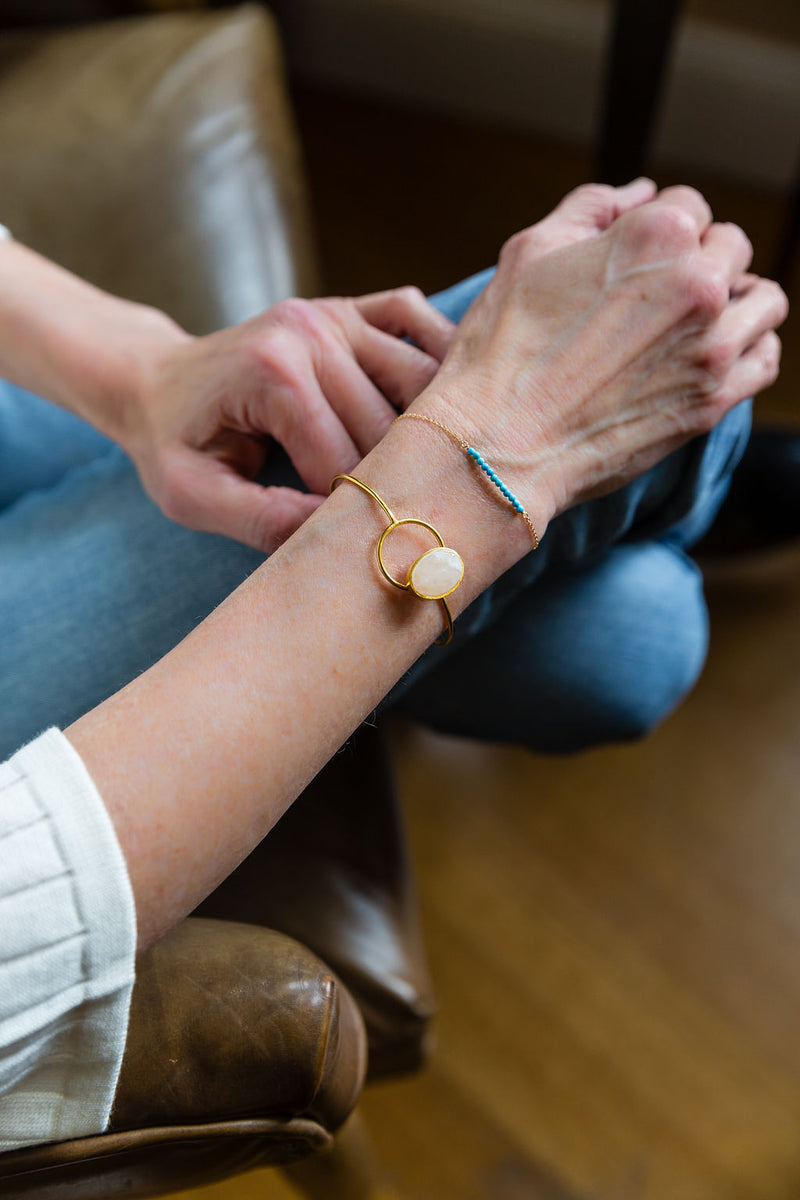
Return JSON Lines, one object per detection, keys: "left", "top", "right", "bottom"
{"left": 0, "top": 920, "right": 367, "bottom": 1200}
{"left": 0, "top": 4, "right": 319, "bottom": 333}
{"left": 196, "top": 724, "right": 438, "bottom": 1081}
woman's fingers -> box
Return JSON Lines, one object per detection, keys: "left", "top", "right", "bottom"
{"left": 238, "top": 292, "right": 447, "bottom": 482}
{"left": 652, "top": 185, "right": 714, "bottom": 238}
{"left": 319, "top": 319, "right": 441, "bottom": 453}
{"left": 152, "top": 445, "right": 325, "bottom": 553}
{"left": 350, "top": 322, "right": 441, "bottom": 411}
{"left": 706, "top": 330, "right": 783, "bottom": 413}
{"left": 352, "top": 287, "right": 455, "bottom": 360}
{"left": 689, "top": 271, "right": 787, "bottom": 409}
{"left": 310, "top": 292, "right": 446, "bottom": 451}
{"left": 267, "top": 358, "right": 363, "bottom": 494}
{"left": 700, "top": 222, "right": 753, "bottom": 286}
{"left": 501, "top": 179, "right": 658, "bottom": 264}
{"left": 317, "top": 342, "right": 399, "bottom": 452}
{"left": 195, "top": 471, "right": 325, "bottom": 554}
{"left": 298, "top": 289, "right": 452, "bottom": 454}
{"left": 717, "top": 275, "right": 788, "bottom": 351}
{"left": 553, "top": 178, "right": 657, "bottom": 232}
{"left": 611, "top": 177, "right": 658, "bottom": 215}
{"left": 606, "top": 190, "right": 714, "bottom": 286}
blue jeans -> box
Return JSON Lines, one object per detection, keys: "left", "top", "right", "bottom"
{"left": 0, "top": 271, "right": 750, "bottom": 759}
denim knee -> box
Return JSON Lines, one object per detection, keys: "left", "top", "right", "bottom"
{"left": 395, "top": 542, "right": 709, "bottom": 755}
{"left": 510, "top": 544, "right": 709, "bottom": 754}
{"left": 559, "top": 551, "right": 708, "bottom": 753}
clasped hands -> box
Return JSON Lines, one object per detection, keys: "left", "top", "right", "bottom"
{"left": 123, "top": 179, "right": 787, "bottom": 553}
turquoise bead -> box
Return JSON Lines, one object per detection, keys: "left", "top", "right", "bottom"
{"left": 467, "top": 446, "right": 527, "bottom": 520}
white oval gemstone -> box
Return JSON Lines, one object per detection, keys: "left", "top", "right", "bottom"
{"left": 409, "top": 547, "right": 464, "bottom": 600}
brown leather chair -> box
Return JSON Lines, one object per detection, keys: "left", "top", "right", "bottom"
{"left": 0, "top": 6, "right": 434, "bottom": 1196}
{"left": 0, "top": 920, "right": 368, "bottom": 1198}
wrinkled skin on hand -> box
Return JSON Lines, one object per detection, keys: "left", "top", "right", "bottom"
{"left": 124, "top": 179, "right": 660, "bottom": 553}
{"left": 128, "top": 287, "right": 454, "bottom": 552}
{"left": 427, "top": 185, "right": 788, "bottom": 528}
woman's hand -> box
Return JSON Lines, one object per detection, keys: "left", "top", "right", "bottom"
{"left": 70, "top": 182, "right": 785, "bottom": 953}
{"left": 0, "top": 176, "right": 658, "bottom": 560}
{"left": 125, "top": 289, "right": 454, "bottom": 552}
{"left": 122, "top": 180, "right": 659, "bottom": 553}
{"left": 422, "top": 185, "right": 788, "bottom": 548}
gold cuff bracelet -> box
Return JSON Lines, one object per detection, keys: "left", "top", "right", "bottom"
{"left": 330, "top": 473, "right": 464, "bottom": 645}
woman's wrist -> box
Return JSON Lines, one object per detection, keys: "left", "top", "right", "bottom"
{"left": 349, "top": 388, "right": 555, "bottom": 607}
{"left": 101, "top": 306, "right": 193, "bottom": 451}
{"left": 405, "top": 379, "right": 558, "bottom": 554}
{"left": 0, "top": 237, "right": 190, "bottom": 444}
{"left": 56, "top": 292, "right": 192, "bottom": 449}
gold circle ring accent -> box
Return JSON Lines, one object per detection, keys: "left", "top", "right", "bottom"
{"left": 376, "top": 518, "right": 445, "bottom": 591}
{"left": 331, "top": 472, "right": 461, "bottom": 645}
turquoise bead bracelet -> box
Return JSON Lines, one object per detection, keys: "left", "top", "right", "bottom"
{"left": 466, "top": 447, "right": 526, "bottom": 514}
{"left": 394, "top": 413, "right": 539, "bottom": 550}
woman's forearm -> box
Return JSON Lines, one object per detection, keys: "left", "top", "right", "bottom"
{"left": 64, "top": 186, "right": 787, "bottom": 953}
{"left": 0, "top": 238, "right": 187, "bottom": 440}
{"left": 66, "top": 414, "right": 547, "bottom": 952}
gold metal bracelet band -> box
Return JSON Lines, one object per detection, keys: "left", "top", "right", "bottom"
{"left": 330, "top": 473, "right": 464, "bottom": 646}
{"left": 394, "top": 412, "right": 539, "bottom": 550}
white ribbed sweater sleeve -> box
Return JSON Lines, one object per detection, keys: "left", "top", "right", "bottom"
{"left": 0, "top": 728, "right": 136, "bottom": 1151}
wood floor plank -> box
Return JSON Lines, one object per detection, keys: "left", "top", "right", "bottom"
{"left": 361, "top": 1071, "right": 584, "bottom": 1200}
{"left": 395, "top": 728, "right": 800, "bottom": 1199}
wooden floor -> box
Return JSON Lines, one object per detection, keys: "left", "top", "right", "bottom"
{"left": 179, "top": 89, "right": 800, "bottom": 1200}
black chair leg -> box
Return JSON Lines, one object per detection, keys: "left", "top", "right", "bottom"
{"left": 596, "top": 0, "right": 685, "bottom": 185}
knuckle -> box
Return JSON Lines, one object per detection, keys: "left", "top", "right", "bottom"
{"left": 629, "top": 204, "right": 698, "bottom": 254}
{"left": 684, "top": 266, "right": 728, "bottom": 320}
{"left": 269, "top": 396, "right": 308, "bottom": 451}
{"left": 695, "top": 392, "right": 731, "bottom": 433}
{"left": 575, "top": 181, "right": 614, "bottom": 203}
{"left": 158, "top": 473, "right": 197, "bottom": 528}
{"left": 275, "top": 295, "right": 342, "bottom": 344}
{"left": 396, "top": 284, "right": 426, "bottom": 307}
{"left": 696, "top": 333, "right": 737, "bottom": 379}
{"left": 723, "top": 221, "right": 752, "bottom": 262}
{"left": 761, "top": 331, "right": 782, "bottom": 378}
{"left": 284, "top": 378, "right": 319, "bottom": 430}
{"left": 655, "top": 204, "right": 700, "bottom": 247}
{"left": 269, "top": 296, "right": 337, "bottom": 352}
{"left": 766, "top": 279, "right": 790, "bottom": 324}
{"left": 313, "top": 296, "right": 349, "bottom": 323}
{"left": 251, "top": 326, "right": 303, "bottom": 385}
{"left": 563, "top": 182, "right": 616, "bottom": 222}
{"left": 272, "top": 296, "right": 318, "bottom": 330}
{"left": 662, "top": 184, "right": 706, "bottom": 211}
{"left": 499, "top": 227, "right": 531, "bottom": 266}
